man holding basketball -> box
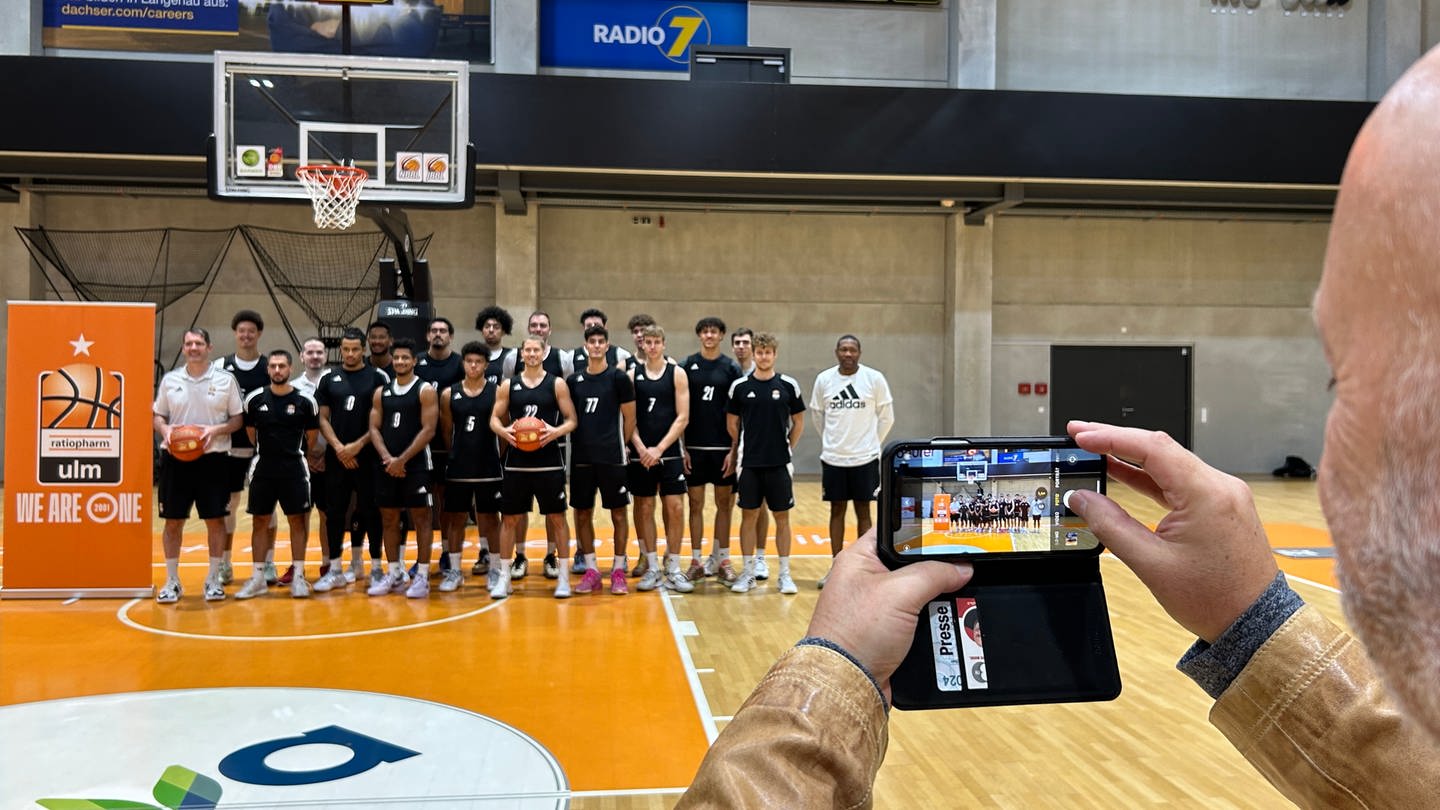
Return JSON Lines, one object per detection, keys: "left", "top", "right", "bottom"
{"left": 153, "top": 327, "right": 244, "bottom": 603}
{"left": 366, "top": 338, "right": 439, "bottom": 598}
{"left": 489, "top": 333, "right": 578, "bottom": 599}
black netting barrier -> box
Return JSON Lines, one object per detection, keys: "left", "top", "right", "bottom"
{"left": 16, "top": 226, "right": 234, "bottom": 310}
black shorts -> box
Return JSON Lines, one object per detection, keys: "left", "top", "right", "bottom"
{"left": 158, "top": 452, "right": 231, "bottom": 520}
{"left": 627, "top": 457, "right": 687, "bottom": 497}
{"left": 686, "top": 448, "right": 735, "bottom": 487}
{"left": 375, "top": 468, "right": 433, "bottom": 510}
{"left": 736, "top": 465, "right": 795, "bottom": 512}
{"left": 249, "top": 472, "right": 313, "bottom": 516}
{"left": 309, "top": 468, "right": 326, "bottom": 511}
{"left": 226, "top": 453, "right": 253, "bottom": 493}
{"left": 571, "top": 463, "right": 630, "bottom": 511}
{"left": 444, "top": 480, "right": 503, "bottom": 514}
{"left": 821, "top": 460, "right": 880, "bottom": 503}
{"left": 501, "top": 469, "right": 568, "bottom": 515}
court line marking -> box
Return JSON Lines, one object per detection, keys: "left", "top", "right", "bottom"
{"left": 115, "top": 596, "right": 508, "bottom": 642}
{"left": 571, "top": 788, "right": 687, "bottom": 798}
{"left": 1284, "top": 573, "right": 1340, "bottom": 595}
{"left": 658, "top": 589, "right": 720, "bottom": 744}
{"left": 713, "top": 715, "right": 734, "bottom": 722}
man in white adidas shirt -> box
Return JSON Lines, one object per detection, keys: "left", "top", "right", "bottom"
{"left": 808, "top": 335, "right": 894, "bottom": 589}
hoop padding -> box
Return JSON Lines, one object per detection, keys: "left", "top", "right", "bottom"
{"left": 297, "top": 164, "right": 369, "bottom": 230}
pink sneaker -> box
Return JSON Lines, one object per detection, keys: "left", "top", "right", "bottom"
{"left": 609, "top": 568, "right": 628, "bottom": 595}
{"left": 575, "top": 568, "right": 602, "bottom": 594}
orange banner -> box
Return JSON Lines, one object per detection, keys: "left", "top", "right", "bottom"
{"left": 3, "top": 302, "right": 155, "bottom": 597}
{"left": 932, "top": 493, "right": 951, "bottom": 533}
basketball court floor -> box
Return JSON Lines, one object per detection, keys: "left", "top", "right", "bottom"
{"left": 0, "top": 477, "right": 1339, "bottom": 808}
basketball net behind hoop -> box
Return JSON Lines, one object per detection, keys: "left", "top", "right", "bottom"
{"left": 297, "top": 164, "right": 368, "bottom": 229}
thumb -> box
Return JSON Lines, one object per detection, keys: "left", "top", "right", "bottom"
{"left": 1065, "top": 489, "right": 1158, "bottom": 569}
{"left": 886, "top": 560, "right": 974, "bottom": 614}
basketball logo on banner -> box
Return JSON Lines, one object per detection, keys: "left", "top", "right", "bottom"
{"left": 37, "top": 352, "right": 125, "bottom": 485}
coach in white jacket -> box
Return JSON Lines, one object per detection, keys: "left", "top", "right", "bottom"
{"left": 808, "top": 335, "right": 894, "bottom": 588}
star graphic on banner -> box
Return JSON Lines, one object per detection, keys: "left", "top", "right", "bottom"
{"left": 69, "top": 333, "right": 95, "bottom": 356}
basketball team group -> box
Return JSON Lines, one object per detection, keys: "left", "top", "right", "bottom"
{"left": 151, "top": 306, "right": 895, "bottom": 604}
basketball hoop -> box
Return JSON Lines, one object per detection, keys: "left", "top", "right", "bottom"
{"left": 296, "top": 164, "right": 368, "bottom": 230}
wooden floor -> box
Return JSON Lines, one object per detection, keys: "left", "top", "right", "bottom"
{"left": 0, "top": 477, "right": 1336, "bottom": 808}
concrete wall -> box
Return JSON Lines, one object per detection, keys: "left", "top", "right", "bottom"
{"left": 990, "top": 215, "right": 1332, "bottom": 473}
{"left": 749, "top": 0, "right": 951, "bottom": 87}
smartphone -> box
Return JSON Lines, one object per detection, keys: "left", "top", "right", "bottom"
{"left": 878, "top": 436, "right": 1107, "bottom": 564}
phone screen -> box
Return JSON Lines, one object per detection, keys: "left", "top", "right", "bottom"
{"left": 884, "top": 441, "right": 1106, "bottom": 558}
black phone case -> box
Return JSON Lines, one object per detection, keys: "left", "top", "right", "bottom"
{"left": 889, "top": 554, "right": 1122, "bottom": 710}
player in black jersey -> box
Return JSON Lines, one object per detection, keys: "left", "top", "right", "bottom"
{"left": 629, "top": 324, "right": 693, "bottom": 593}
{"left": 415, "top": 316, "right": 465, "bottom": 579}
{"left": 473, "top": 306, "right": 515, "bottom": 575}
{"left": 569, "top": 309, "right": 633, "bottom": 375}
{"left": 726, "top": 332, "right": 806, "bottom": 595}
{"left": 213, "top": 309, "right": 270, "bottom": 587}
{"left": 236, "top": 350, "right": 320, "bottom": 600}
{"left": 366, "top": 339, "right": 439, "bottom": 599}
{"left": 625, "top": 313, "right": 656, "bottom": 373}
{"left": 568, "top": 325, "right": 636, "bottom": 595}
{"left": 681, "top": 316, "right": 744, "bottom": 584}
{"left": 366, "top": 320, "right": 394, "bottom": 375}
{"left": 730, "top": 326, "right": 769, "bottom": 574}
{"left": 516, "top": 311, "right": 574, "bottom": 579}
{"left": 438, "top": 342, "right": 503, "bottom": 593}
{"left": 489, "top": 333, "right": 579, "bottom": 599}
{"left": 316, "top": 329, "right": 389, "bottom": 587}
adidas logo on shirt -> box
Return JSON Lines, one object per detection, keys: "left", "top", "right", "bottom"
{"left": 829, "top": 383, "right": 868, "bottom": 410}
{"left": 690, "top": 364, "right": 699, "bottom": 370}
{"left": 747, "top": 391, "right": 757, "bottom": 398}
{"left": 258, "top": 404, "right": 270, "bottom": 411}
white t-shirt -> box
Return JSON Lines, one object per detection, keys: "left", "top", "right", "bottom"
{"left": 808, "top": 364, "right": 895, "bottom": 467}
{"left": 292, "top": 368, "right": 330, "bottom": 452}
{"left": 153, "top": 364, "right": 244, "bottom": 454}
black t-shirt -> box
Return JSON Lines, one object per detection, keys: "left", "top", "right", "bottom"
{"left": 726, "top": 373, "right": 805, "bottom": 468}
{"left": 245, "top": 387, "right": 319, "bottom": 477}
{"left": 567, "top": 365, "right": 634, "bottom": 465}
{"left": 681, "top": 352, "right": 742, "bottom": 450}
{"left": 416, "top": 352, "right": 463, "bottom": 452}
{"left": 484, "top": 347, "right": 513, "bottom": 388}
{"left": 633, "top": 361, "right": 683, "bottom": 458}
{"left": 505, "top": 372, "right": 565, "bottom": 471}
{"left": 315, "top": 365, "right": 390, "bottom": 449}
{"left": 379, "top": 377, "right": 431, "bottom": 473}
{"left": 217, "top": 353, "right": 269, "bottom": 450}
{"left": 443, "top": 381, "right": 502, "bottom": 481}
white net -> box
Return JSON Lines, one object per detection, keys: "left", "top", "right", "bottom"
{"left": 296, "top": 164, "right": 369, "bottom": 230}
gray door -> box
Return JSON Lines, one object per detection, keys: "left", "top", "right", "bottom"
{"left": 1048, "top": 345, "right": 1192, "bottom": 448}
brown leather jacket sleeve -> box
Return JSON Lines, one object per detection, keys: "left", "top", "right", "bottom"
{"left": 1211, "top": 605, "right": 1440, "bottom": 808}
{"left": 677, "top": 643, "right": 889, "bottom": 810}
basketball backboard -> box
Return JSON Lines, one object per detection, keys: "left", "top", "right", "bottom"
{"left": 212, "top": 51, "right": 472, "bottom": 206}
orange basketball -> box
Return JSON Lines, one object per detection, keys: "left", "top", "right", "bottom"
{"left": 168, "top": 424, "right": 206, "bottom": 462}
{"left": 39, "top": 363, "right": 123, "bottom": 429}
{"left": 512, "top": 416, "right": 546, "bottom": 453}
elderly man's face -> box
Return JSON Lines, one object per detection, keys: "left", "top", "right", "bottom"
{"left": 1314, "top": 52, "right": 1440, "bottom": 744}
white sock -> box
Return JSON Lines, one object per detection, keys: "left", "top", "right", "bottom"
{"left": 350, "top": 547, "right": 363, "bottom": 567}
{"left": 448, "top": 552, "right": 461, "bottom": 570}
{"left": 585, "top": 552, "right": 597, "bottom": 569}
{"left": 692, "top": 545, "right": 703, "bottom": 562}
{"left": 208, "top": 557, "right": 222, "bottom": 580}
{"left": 165, "top": 558, "right": 180, "bottom": 580}
{"left": 294, "top": 561, "right": 305, "bottom": 577}
{"left": 645, "top": 551, "right": 659, "bottom": 570}
{"left": 251, "top": 567, "right": 266, "bottom": 583}
{"left": 739, "top": 554, "right": 749, "bottom": 572}
{"left": 779, "top": 557, "right": 791, "bottom": 576}
{"left": 615, "top": 555, "right": 627, "bottom": 574}
{"left": 719, "top": 548, "right": 731, "bottom": 562}
{"left": 265, "top": 548, "right": 275, "bottom": 564}
{"left": 389, "top": 561, "right": 403, "bottom": 578}
{"left": 558, "top": 558, "right": 570, "bottom": 577}
{"left": 222, "top": 550, "right": 232, "bottom": 564}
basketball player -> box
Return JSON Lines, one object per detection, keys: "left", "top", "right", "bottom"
{"left": 285, "top": 337, "right": 332, "bottom": 587}
{"left": 415, "top": 316, "right": 465, "bottom": 577}
{"left": 567, "top": 325, "right": 636, "bottom": 594}
{"left": 473, "top": 304, "right": 515, "bottom": 576}
{"left": 681, "top": 316, "right": 743, "bottom": 583}
{"left": 571, "top": 309, "right": 633, "bottom": 371}
{"left": 730, "top": 326, "right": 768, "bottom": 576}
{"left": 316, "top": 328, "right": 389, "bottom": 586}
{"left": 152, "top": 327, "right": 243, "bottom": 603}
{"left": 366, "top": 320, "right": 394, "bottom": 374}
{"left": 626, "top": 313, "right": 656, "bottom": 372}
{"left": 236, "top": 350, "right": 320, "bottom": 600}
{"left": 437, "top": 342, "right": 502, "bottom": 593}
{"left": 726, "top": 332, "right": 805, "bottom": 595}
{"left": 366, "top": 338, "right": 439, "bottom": 598}
{"left": 214, "top": 310, "right": 270, "bottom": 586}
{"left": 489, "top": 333, "right": 579, "bottom": 599}
{"left": 629, "top": 324, "right": 693, "bottom": 592}
{"left": 520, "top": 310, "right": 574, "bottom": 579}
{"left": 808, "top": 335, "right": 893, "bottom": 588}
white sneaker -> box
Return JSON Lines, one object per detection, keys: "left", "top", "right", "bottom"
{"left": 218, "top": 560, "right": 234, "bottom": 585}
{"left": 730, "top": 569, "right": 757, "bottom": 593}
{"left": 778, "top": 572, "right": 798, "bottom": 595}
{"left": 753, "top": 556, "right": 770, "bottom": 580}
{"left": 511, "top": 555, "right": 528, "bottom": 580}
{"left": 156, "top": 579, "right": 182, "bottom": 604}
{"left": 203, "top": 577, "right": 226, "bottom": 602}
{"left": 702, "top": 553, "right": 719, "bottom": 578}
{"left": 663, "top": 566, "right": 695, "bottom": 593}
{"left": 405, "top": 574, "right": 430, "bottom": 598}
{"left": 236, "top": 577, "right": 267, "bottom": 600}
{"left": 314, "top": 569, "right": 348, "bottom": 593}
{"left": 368, "top": 566, "right": 385, "bottom": 589}
{"left": 367, "top": 572, "right": 400, "bottom": 597}
{"left": 263, "top": 561, "right": 278, "bottom": 586}
{"left": 489, "top": 568, "right": 512, "bottom": 599}
{"left": 637, "top": 569, "right": 662, "bottom": 592}
{"left": 344, "top": 562, "right": 360, "bottom": 584}
{"left": 291, "top": 575, "right": 312, "bottom": 599}
{"left": 554, "top": 577, "right": 572, "bottom": 599}
{"left": 439, "top": 569, "right": 463, "bottom": 593}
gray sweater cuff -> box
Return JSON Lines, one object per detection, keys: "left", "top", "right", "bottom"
{"left": 798, "top": 636, "right": 888, "bottom": 711}
{"left": 1177, "top": 571, "right": 1304, "bottom": 699}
